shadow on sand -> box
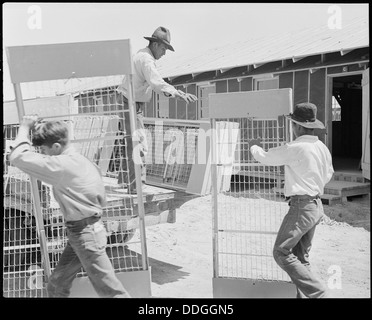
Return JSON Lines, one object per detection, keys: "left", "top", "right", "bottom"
{"left": 149, "top": 256, "right": 190, "bottom": 285}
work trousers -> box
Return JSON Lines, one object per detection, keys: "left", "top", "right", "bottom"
{"left": 118, "top": 93, "right": 147, "bottom": 193}
{"left": 47, "top": 216, "right": 131, "bottom": 298}
{"left": 273, "top": 195, "right": 328, "bottom": 298}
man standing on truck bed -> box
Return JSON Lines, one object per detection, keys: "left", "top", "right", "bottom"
{"left": 117, "top": 26, "right": 197, "bottom": 193}
{"left": 9, "top": 115, "right": 131, "bottom": 298}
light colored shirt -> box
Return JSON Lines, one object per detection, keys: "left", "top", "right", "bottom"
{"left": 9, "top": 138, "right": 106, "bottom": 222}
{"left": 117, "top": 47, "right": 178, "bottom": 102}
{"left": 250, "top": 135, "right": 334, "bottom": 197}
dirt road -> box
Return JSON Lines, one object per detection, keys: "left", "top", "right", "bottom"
{"left": 146, "top": 194, "right": 370, "bottom": 298}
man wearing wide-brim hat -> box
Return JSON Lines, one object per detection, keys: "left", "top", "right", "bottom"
{"left": 117, "top": 26, "right": 197, "bottom": 193}
{"left": 118, "top": 26, "right": 197, "bottom": 104}
{"left": 250, "top": 102, "right": 334, "bottom": 298}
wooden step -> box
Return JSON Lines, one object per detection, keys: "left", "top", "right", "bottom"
{"left": 320, "top": 194, "right": 342, "bottom": 206}
{"left": 324, "top": 180, "right": 370, "bottom": 198}
{"left": 273, "top": 181, "right": 370, "bottom": 206}
{"left": 332, "top": 172, "right": 366, "bottom": 183}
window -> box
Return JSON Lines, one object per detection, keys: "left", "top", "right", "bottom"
{"left": 197, "top": 83, "right": 216, "bottom": 119}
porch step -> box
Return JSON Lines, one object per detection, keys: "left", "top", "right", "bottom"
{"left": 320, "top": 194, "right": 342, "bottom": 206}
{"left": 324, "top": 180, "right": 370, "bottom": 198}
{"left": 270, "top": 175, "right": 370, "bottom": 206}
{"left": 332, "top": 172, "right": 367, "bottom": 183}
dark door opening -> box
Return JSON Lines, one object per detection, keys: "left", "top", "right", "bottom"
{"left": 331, "top": 74, "right": 363, "bottom": 173}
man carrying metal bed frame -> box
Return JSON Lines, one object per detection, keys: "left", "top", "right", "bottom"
{"left": 8, "top": 115, "right": 131, "bottom": 298}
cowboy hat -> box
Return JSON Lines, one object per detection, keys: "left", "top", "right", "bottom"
{"left": 285, "top": 102, "right": 325, "bottom": 129}
{"left": 144, "top": 26, "right": 175, "bottom": 52}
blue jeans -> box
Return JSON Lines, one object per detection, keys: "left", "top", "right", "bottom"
{"left": 273, "top": 195, "right": 328, "bottom": 298}
{"left": 47, "top": 216, "right": 131, "bottom": 298}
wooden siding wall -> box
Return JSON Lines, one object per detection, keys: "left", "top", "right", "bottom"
{"left": 279, "top": 73, "right": 293, "bottom": 90}
{"left": 228, "top": 79, "right": 239, "bottom": 92}
{"left": 216, "top": 77, "right": 253, "bottom": 93}
{"left": 142, "top": 59, "right": 367, "bottom": 147}
{"left": 145, "top": 97, "right": 154, "bottom": 117}
{"left": 310, "top": 68, "right": 327, "bottom": 142}
{"left": 145, "top": 84, "right": 197, "bottom": 120}
{"left": 187, "top": 84, "right": 197, "bottom": 120}
{"left": 216, "top": 80, "right": 227, "bottom": 93}
{"left": 168, "top": 95, "right": 177, "bottom": 118}
{"left": 294, "top": 70, "right": 309, "bottom": 105}
{"left": 241, "top": 77, "right": 253, "bottom": 91}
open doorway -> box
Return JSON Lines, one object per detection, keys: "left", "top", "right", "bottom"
{"left": 331, "top": 74, "right": 363, "bottom": 173}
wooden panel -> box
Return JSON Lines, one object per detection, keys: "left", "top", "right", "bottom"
{"left": 310, "top": 69, "right": 327, "bottom": 143}
{"left": 240, "top": 77, "right": 252, "bottom": 91}
{"left": 216, "top": 121, "right": 240, "bottom": 192}
{"left": 168, "top": 98, "right": 176, "bottom": 118}
{"left": 186, "top": 122, "right": 211, "bottom": 195}
{"left": 187, "top": 84, "right": 197, "bottom": 120}
{"left": 294, "top": 70, "right": 309, "bottom": 106}
{"left": 158, "top": 94, "right": 170, "bottom": 118}
{"left": 216, "top": 80, "right": 227, "bottom": 93}
{"left": 187, "top": 103, "right": 197, "bottom": 120}
{"left": 327, "top": 64, "right": 366, "bottom": 76}
{"left": 145, "top": 99, "right": 154, "bottom": 118}
{"left": 176, "top": 101, "right": 187, "bottom": 119}
{"left": 362, "top": 68, "right": 370, "bottom": 180}
{"left": 279, "top": 72, "right": 293, "bottom": 89}
{"left": 3, "top": 95, "right": 76, "bottom": 125}
{"left": 228, "top": 79, "right": 239, "bottom": 92}
{"left": 185, "top": 121, "right": 239, "bottom": 195}
{"left": 310, "top": 68, "right": 326, "bottom": 123}
{"left": 6, "top": 39, "right": 133, "bottom": 83}
{"left": 213, "top": 277, "right": 296, "bottom": 298}
{"left": 187, "top": 84, "right": 196, "bottom": 95}
{"left": 208, "top": 88, "right": 293, "bottom": 119}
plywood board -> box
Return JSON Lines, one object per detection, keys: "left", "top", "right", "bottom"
{"left": 3, "top": 95, "right": 77, "bottom": 125}
{"left": 213, "top": 277, "right": 296, "bottom": 298}
{"left": 6, "top": 39, "right": 133, "bottom": 83}
{"left": 217, "top": 121, "right": 239, "bottom": 192}
{"left": 208, "top": 88, "right": 292, "bottom": 119}
{"left": 186, "top": 122, "right": 212, "bottom": 195}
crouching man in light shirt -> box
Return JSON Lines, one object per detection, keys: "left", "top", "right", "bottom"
{"left": 250, "top": 102, "right": 334, "bottom": 298}
{"left": 117, "top": 26, "right": 197, "bottom": 193}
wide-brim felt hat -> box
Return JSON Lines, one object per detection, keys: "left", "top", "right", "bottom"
{"left": 144, "top": 26, "right": 175, "bottom": 52}
{"left": 285, "top": 102, "right": 325, "bottom": 129}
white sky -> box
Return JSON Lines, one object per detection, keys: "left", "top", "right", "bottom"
{"left": 2, "top": 2, "right": 369, "bottom": 100}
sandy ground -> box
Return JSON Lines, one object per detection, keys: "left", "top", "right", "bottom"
{"left": 145, "top": 194, "right": 370, "bottom": 299}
